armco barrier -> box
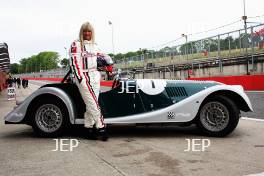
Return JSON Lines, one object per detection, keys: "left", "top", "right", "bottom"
{"left": 188, "top": 74, "right": 264, "bottom": 91}
{"left": 24, "top": 74, "right": 264, "bottom": 90}
{"left": 23, "top": 77, "right": 63, "bottom": 82}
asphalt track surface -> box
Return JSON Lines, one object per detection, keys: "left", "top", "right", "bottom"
{"left": 241, "top": 91, "right": 264, "bottom": 120}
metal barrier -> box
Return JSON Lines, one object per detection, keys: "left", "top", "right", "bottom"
{"left": 15, "top": 68, "right": 69, "bottom": 79}
{"left": 116, "top": 23, "right": 264, "bottom": 74}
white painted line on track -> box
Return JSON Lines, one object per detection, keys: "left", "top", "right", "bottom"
{"left": 241, "top": 117, "right": 264, "bottom": 122}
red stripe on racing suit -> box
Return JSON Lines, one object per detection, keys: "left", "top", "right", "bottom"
{"left": 83, "top": 72, "right": 105, "bottom": 127}
{"left": 70, "top": 41, "right": 83, "bottom": 81}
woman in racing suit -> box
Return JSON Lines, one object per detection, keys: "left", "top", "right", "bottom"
{"left": 69, "top": 22, "right": 113, "bottom": 141}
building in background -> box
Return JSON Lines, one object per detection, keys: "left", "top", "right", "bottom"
{"left": 0, "top": 43, "right": 10, "bottom": 91}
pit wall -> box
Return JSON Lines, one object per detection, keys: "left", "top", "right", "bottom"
{"left": 188, "top": 74, "right": 264, "bottom": 91}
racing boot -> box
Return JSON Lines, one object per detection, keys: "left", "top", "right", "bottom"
{"left": 86, "top": 127, "right": 97, "bottom": 140}
{"left": 97, "top": 128, "right": 108, "bottom": 141}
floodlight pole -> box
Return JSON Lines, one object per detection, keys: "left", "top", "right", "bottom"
{"left": 242, "top": 0, "right": 249, "bottom": 75}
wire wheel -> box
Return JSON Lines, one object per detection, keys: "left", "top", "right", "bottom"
{"left": 200, "top": 101, "right": 230, "bottom": 132}
{"left": 35, "top": 104, "right": 63, "bottom": 133}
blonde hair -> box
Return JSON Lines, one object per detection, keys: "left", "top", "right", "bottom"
{"left": 79, "top": 22, "right": 95, "bottom": 49}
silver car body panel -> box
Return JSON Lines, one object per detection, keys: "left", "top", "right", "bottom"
{"left": 4, "top": 87, "right": 76, "bottom": 124}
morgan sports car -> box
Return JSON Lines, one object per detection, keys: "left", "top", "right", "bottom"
{"left": 4, "top": 70, "right": 253, "bottom": 137}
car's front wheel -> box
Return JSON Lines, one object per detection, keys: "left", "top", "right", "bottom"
{"left": 196, "top": 95, "right": 240, "bottom": 137}
{"left": 31, "top": 97, "right": 69, "bottom": 137}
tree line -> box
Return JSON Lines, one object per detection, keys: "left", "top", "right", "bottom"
{"left": 11, "top": 51, "right": 62, "bottom": 74}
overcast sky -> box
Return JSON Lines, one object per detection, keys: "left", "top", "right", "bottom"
{"left": 1, "top": 0, "right": 264, "bottom": 63}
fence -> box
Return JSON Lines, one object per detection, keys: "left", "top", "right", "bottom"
{"left": 115, "top": 23, "right": 264, "bottom": 72}
{"left": 16, "top": 68, "right": 68, "bottom": 79}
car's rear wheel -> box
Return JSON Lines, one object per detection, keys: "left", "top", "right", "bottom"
{"left": 197, "top": 95, "right": 240, "bottom": 137}
{"left": 31, "top": 98, "right": 69, "bottom": 137}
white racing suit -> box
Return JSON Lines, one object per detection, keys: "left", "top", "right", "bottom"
{"left": 69, "top": 40, "right": 108, "bottom": 129}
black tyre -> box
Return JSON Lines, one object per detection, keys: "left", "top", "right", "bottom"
{"left": 196, "top": 95, "right": 240, "bottom": 137}
{"left": 31, "top": 97, "right": 69, "bottom": 137}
